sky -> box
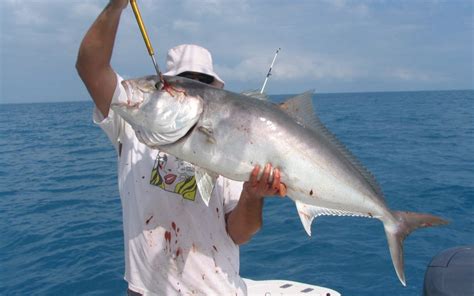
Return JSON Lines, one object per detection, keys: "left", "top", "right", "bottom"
{"left": 0, "top": 0, "right": 473, "bottom": 104}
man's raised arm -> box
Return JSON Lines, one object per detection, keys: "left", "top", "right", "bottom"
{"left": 76, "top": 0, "right": 128, "bottom": 117}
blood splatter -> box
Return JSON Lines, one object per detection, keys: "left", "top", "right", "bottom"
{"left": 171, "top": 222, "right": 178, "bottom": 236}
{"left": 164, "top": 231, "right": 171, "bottom": 243}
{"left": 213, "top": 245, "right": 218, "bottom": 252}
{"left": 176, "top": 247, "right": 182, "bottom": 257}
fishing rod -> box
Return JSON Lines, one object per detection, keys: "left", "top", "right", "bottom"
{"left": 129, "top": 0, "right": 161, "bottom": 77}
{"left": 260, "top": 48, "right": 281, "bottom": 94}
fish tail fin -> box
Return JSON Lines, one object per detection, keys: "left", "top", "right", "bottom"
{"left": 384, "top": 211, "right": 448, "bottom": 286}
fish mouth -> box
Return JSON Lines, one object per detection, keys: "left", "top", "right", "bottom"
{"left": 164, "top": 174, "right": 177, "bottom": 185}
{"left": 121, "top": 80, "right": 133, "bottom": 104}
{"left": 119, "top": 80, "right": 145, "bottom": 108}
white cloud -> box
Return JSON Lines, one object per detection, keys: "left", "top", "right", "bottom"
{"left": 323, "top": 0, "right": 370, "bottom": 17}
{"left": 389, "top": 68, "right": 444, "bottom": 83}
{"left": 181, "top": 0, "right": 250, "bottom": 16}
{"left": 172, "top": 20, "right": 200, "bottom": 33}
{"left": 0, "top": 0, "right": 471, "bottom": 103}
{"left": 72, "top": 2, "right": 103, "bottom": 19}
{"left": 277, "top": 53, "right": 358, "bottom": 81}
{"left": 217, "top": 49, "right": 361, "bottom": 83}
{"left": 3, "top": 0, "right": 47, "bottom": 26}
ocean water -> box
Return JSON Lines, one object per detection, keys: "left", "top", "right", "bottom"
{"left": 1, "top": 90, "right": 473, "bottom": 295}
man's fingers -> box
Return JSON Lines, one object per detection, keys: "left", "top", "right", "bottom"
{"left": 249, "top": 165, "right": 260, "bottom": 185}
{"left": 258, "top": 163, "right": 272, "bottom": 190}
{"left": 247, "top": 163, "right": 287, "bottom": 197}
{"left": 279, "top": 183, "right": 287, "bottom": 197}
{"left": 271, "top": 168, "right": 287, "bottom": 197}
{"left": 263, "top": 163, "right": 271, "bottom": 180}
{"left": 271, "top": 168, "right": 280, "bottom": 190}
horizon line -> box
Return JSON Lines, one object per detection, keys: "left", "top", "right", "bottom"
{"left": 1, "top": 88, "right": 473, "bottom": 105}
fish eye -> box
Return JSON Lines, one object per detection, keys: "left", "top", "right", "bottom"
{"left": 154, "top": 82, "right": 163, "bottom": 90}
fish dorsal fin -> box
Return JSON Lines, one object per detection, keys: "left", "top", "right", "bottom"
{"left": 279, "top": 90, "right": 316, "bottom": 126}
{"left": 241, "top": 90, "right": 269, "bottom": 101}
{"left": 280, "top": 92, "right": 385, "bottom": 201}
{"left": 296, "top": 200, "right": 372, "bottom": 236}
{"left": 194, "top": 167, "right": 218, "bottom": 206}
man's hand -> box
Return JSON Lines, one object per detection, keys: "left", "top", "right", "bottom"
{"left": 226, "top": 163, "right": 286, "bottom": 245}
{"left": 242, "top": 163, "right": 287, "bottom": 200}
{"left": 109, "top": 0, "right": 128, "bottom": 10}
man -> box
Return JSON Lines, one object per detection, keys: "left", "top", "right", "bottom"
{"left": 76, "top": 1, "right": 286, "bottom": 295}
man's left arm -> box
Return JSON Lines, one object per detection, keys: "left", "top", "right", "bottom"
{"left": 226, "top": 164, "right": 286, "bottom": 245}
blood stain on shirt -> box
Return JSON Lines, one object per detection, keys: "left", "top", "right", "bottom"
{"left": 171, "top": 221, "right": 179, "bottom": 236}
{"left": 164, "top": 231, "right": 171, "bottom": 250}
{"left": 175, "top": 247, "right": 182, "bottom": 258}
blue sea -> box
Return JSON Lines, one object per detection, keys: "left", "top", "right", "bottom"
{"left": 1, "top": 90, "right": 473, "bottom": 295}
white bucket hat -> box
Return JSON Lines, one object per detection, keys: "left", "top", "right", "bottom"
{"left": 163, "top": 44, "right": 225, "bottom": 88}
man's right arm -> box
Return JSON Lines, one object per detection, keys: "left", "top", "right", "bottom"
{"left": 76, "top": 0, "right": 128, "bottom": 118}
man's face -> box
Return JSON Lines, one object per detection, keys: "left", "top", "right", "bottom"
{"left": 177, "top": 71, "right": 215, "bottom": 84}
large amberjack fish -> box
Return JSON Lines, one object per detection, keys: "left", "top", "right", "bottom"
{"left": 111, "top": 75, "right": 448, "bottom": 286}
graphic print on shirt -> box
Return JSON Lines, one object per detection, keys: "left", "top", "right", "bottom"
{"left": 150, "top": 151, "right": 197, "bottom": 201}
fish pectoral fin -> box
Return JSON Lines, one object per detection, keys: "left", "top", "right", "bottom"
{"left": 197, "top": 126, "right": 216, "bottom": 144}
{"left": 195, "top": 167, "right": 218, "bottom": 206}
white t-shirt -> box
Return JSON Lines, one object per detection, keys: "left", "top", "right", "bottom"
{"left": 93, "top": 74, "right": 247, "bottom": 295}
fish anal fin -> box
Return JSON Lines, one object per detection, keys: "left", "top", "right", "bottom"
{"left": 295, "top": 200, "right": 324, "bottom": 236}
{"left": 296, "top": 200, "right": 317, "bottom": 236}
{"left": 296, "top": 200, "right": 373, "bottom": 236}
